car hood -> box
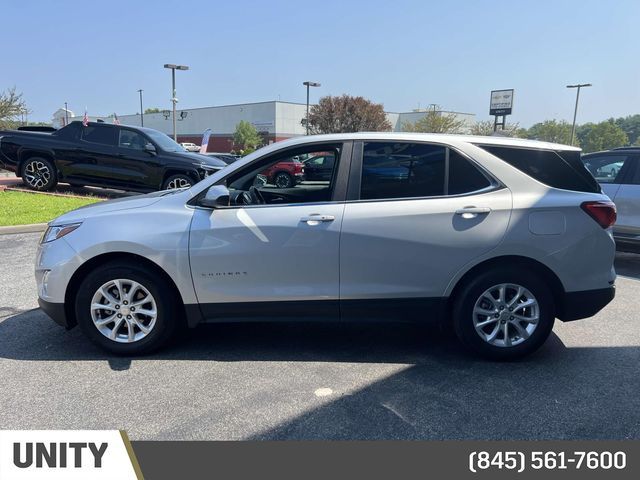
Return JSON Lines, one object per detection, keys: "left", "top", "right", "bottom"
{"left": 166, "top": 150, "right": 227, "bottom": 167}
{"left": 50, "top": 190, "right": 180, "bottom": 224}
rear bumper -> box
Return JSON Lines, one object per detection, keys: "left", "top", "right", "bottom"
{"left": 558, "top": 286, "right": 615, "bottom": 322}
{"left": 38, "top": 298, "right": 73, "bottom": 329}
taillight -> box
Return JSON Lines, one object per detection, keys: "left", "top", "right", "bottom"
{"left": 581, "top": 201, "right": 616, "bottom": 229}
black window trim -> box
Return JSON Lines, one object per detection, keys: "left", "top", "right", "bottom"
{"left": 346, "top": 139, "right": 503, "bottom": 204}
{"left": 189, "top": 140, "right": 354, "bottom": 210}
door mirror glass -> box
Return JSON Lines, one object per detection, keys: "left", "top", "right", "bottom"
{"left": 200, "top": 185, "right": 230, "bottom": 208}
{"left": 144, "top": 143, "right": 156, "bottom": 154}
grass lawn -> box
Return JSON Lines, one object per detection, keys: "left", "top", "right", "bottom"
{"left": 0, "top": 190, "right": 102, "bottom": 226}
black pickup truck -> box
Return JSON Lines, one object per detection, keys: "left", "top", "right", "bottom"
{"left": 0, "top": 121, "right": 226, "bottom": 192}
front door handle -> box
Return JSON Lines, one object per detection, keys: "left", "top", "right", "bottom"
{"left": 455, "top": 206, "right": 491, "bottom": 218}
{"left": 300, "top": 214, "right": 335, "bottom": 225}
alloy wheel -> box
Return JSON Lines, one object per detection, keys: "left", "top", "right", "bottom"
{"left": 167, "top": 177, "right": 192, "bottom": 189}
{"left": 23, "top": 160, "right": 51, "bottom": 189}
{"left": 90, "top": 279, "right": 158, "bottom": 343}
{"left": 472, "top": 283, "right": 540, "bottom": 347}
{"left": 274, "top": 173, "right": 292, "bottom": 188}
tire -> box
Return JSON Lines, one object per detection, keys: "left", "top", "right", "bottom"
{"left": 75, "top": 262, "right": 180, "bottom": 355}
{"left": 163, "top": 174, "right": 194, "bottom": 190}
{"left": 452, "top": 267, "right": 555, "bottom": 361}
{"left": 21, "top": 157, "right": 57, "bottom": 191}
{"left": 273, "top": 172, "right": 293, "bottom": 189}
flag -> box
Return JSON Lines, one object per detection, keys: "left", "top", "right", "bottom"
{"left": 82, "top": 108, "right": 89, "bottom": 127}
{"left": 113, "top": 113, "right": 120, "bottom": 125}
{"left": 199, "top": 128, "right": 212, "bottom": 154}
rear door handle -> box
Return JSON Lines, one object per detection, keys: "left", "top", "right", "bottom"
{"left": 455, "top": 207, "right": 491, "bottom": 218}
{"left": 300, "top": 214, "right": 335, "bottom": 225}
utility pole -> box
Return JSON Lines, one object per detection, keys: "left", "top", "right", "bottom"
{"left": 303, "top": 81, "right": 321, "bottom": 135}
{"left": 566, "top": 83, "right": 592, "bottom": 146}
{"left": 164, "top": 64, "right": 189, "bottom": 141}
{"left": 138, "top": 89, "right": 144, "bottom": 127}
{"left": 64, "top": 102, "right": 69, "bottom": 125}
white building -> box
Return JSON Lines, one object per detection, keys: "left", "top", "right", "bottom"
{"left": 65, "top": 101, "right": 475, "bottom": 152}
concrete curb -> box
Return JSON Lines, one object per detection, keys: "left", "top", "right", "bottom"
{"left": 0, "top": 223, "right": 48, "bottom": 235}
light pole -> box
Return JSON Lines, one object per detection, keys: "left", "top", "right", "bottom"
{"left": 64, "top": 102, "right": 69, "bottom": 125}
{"left": 303, "top": 81, "right": 320, "bottom": 135}
{"left": 164, "top": 64, "right": 189, "bottom": 141}
{"left": 566, "top": 83, "right": 592, "bottom": 146}
{"left": 138, "top": 89, "right": 144, "bottom": 127}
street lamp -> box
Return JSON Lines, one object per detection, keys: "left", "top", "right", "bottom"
{"left": 303, "top": 81, "right": 321, "bottom": 135}
{"left": 164, "top": 64, "right": 189, "bottom": 141}
{"left": 566, "top": 83, "right": 592, "bottom": 146}
{"left": 138, "top": 89, "right": 144, "bottom": 127}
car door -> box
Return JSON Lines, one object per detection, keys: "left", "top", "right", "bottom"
{"left": 612, "top": 155, "right": 640, "bottom": 242}
{"left": 63, "top": 124, "right": 119, "bottom": 186}
{"left": 581, "top": 153, "right": 636, "bottom": 238}
{"left": 339, "top": 141, "right": 512, "bottom": 319}
{"left": 189, "top": 141, "right": 351, "bottom": 321}
{"left": 114, "top": 128, "right": 164, "bottom": 190}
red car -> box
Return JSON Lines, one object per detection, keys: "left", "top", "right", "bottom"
{"left": 260, "top": 158, "right": 305, "bottom": 188}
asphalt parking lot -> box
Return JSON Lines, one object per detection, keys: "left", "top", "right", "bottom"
{"left": 0, "top": 232, "right": 639, "bottom": 440}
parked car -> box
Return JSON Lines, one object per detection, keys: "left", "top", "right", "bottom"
{"left": 0, "top": 121, "right": 226, "bottom": 192}
{"left": 582, "top": 147, "right": 640, "bottom": 251}
{"left": 180, "top": 142, "right": 201, "bottom": 152}
{"left": 260, "top": 157, "right": 305, "bottom": 188}
{"left": 35, "top": 133, "right": 615, "bottom": 360}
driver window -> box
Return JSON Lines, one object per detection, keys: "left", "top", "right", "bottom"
{"left": 227, "top": 145, "right": 341, "bottom": 206}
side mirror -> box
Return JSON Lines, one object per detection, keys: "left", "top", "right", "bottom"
{"left": 200, "top": 185, "right": 230, "bottom": 208}
{"left": 144, "top": 143, "right": 157, "bottom": 155}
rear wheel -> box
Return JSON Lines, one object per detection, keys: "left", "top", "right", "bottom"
{"left": 75, "top": 262, "right": 180, "bottom": 355}
{"left": 22, "top": 157, "right": 57, "bottom": 191}
{"left": 453, "top": 267, "right": 555, "bottom": 360}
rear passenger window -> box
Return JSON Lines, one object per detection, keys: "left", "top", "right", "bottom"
{"left": 448, "top": 150, "right": 491, "bottom": 195}
{"left": 581, "top": 155, "right": 629, "bottom": 184}
{"left": 360, "top": 142, "right": 493, "bottom": 200}
{"left": 361, "top": 142, "right": 446, "bottom": 200}
{"left": 477, "top": 145, "right": 600, "bottom": 193}
{"left": 81, "top": 125, "right": 117, "bottom": 146}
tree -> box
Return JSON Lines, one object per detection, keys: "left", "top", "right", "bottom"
{"left": 526, "top": 120, "right": 574, "bottom": 145}
{"left": 402, "top": 107, "right": 467, "bottom": 134}
{"left": 144, "top": 107, "right": 161, "bottom": 114}
{"left": 0, "top": 87, "right": 28, "bottom": 129}
{"left": 308, "top": 95, "right": 391, "bottom": 134}
{"left": 579, "top": 120, "right": 628, "bottom": 153}
{"left": 614, "top": 114, "right": 640, "bottom": 145}
{"left": 233, "top": 120, "right": 262, "bottom": 153}
{"left": 470, "top": 120, "right": 527, "bottom": 137}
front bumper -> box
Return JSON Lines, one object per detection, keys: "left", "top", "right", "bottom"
{"left": 558, "top": 285, "right": 616, "bottom": 321}
{"left": 38, "top": 298, "right": 72, "bottom": 328}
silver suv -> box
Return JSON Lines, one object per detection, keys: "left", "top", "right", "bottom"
{"left": 36, "top": 133, "right": 616, "bottom": 360}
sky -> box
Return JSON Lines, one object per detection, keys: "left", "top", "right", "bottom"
{"left": 1, "top": 0, "right": 639, "bottom": 127}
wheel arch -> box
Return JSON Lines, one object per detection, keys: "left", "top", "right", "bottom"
{"left": 161, "top": 169, "right": 200, "bottom": 189}
{"left": 63, "top": 251, "right": 194, "bottom": 328}
{"left": 446, "top": 255, "right": 566, "bottom": 321}
{"left": 18, "top": 150, "right": 57, "bottom": 177}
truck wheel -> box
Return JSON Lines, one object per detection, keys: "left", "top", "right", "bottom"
{"left": 452, "top": 267, "right": 555, "bottom": 361}
{"left": 75, "top": 261, "right": 180, "bottom": 355}
{"left": 163, "top": 174, "right": 194, "bottom": 190}
{"left": 22, "top": 157, "right": 58, "bottom": 191}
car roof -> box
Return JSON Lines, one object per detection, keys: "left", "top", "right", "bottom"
{"left": 269, "top": 132, "right": 581, "bottom": 152}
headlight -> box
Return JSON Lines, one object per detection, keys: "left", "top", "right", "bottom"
{"left": 41, "top": 223, "right": 82, "bottom": 244}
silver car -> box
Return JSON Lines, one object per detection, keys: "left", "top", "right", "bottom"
{"left": 35, "top": 133, "right": 616, "bottom": 360}
{"left": 582, "top": 147, "right": 640, "bottom": 251}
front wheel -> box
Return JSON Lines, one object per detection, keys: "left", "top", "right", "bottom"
{"left": 273, "top": 172, "right": 293, "bottom": 188}
{"left": 22, "top": 157, "right": 58, "bottom": 191}
{"left": 453, "top": 268, "right": 555, "bottom": 360}
{"left": 163, "top": 174, "right": 194, "bottom": 190}
{"left": 75, "top": 262, "right": 180, "bottom": 355}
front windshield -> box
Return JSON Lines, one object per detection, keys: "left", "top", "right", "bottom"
{"left": 146, "top": 130, "right": 186, "bottom": 152}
